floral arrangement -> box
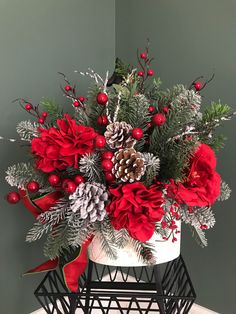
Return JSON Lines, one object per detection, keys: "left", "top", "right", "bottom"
{"left": 5, "top": 45, "right": 233, "bottom": 290}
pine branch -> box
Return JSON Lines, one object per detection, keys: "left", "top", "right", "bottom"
{"left": 181, "top": 206, "right": 215, "bottom": 229}
{"left": 115, "top": 228, "right": 129, "bottom": 249}
{"left": 130, "top": 239, "right": 156, "bottom": 264}
{"left": 16, "top": 120, "right": 39, "bottom": 141}
{"left": 66, "top": 212, "right": 94, "bottom": 247}
{"left": 43, "top": 220, "right": 70, "bottom": 259}
{"left": 79, "top": 153, "right": 104, "bottom": 183}
{"left": 40, "top": 98, "right": 62, "bottom": 119}
{"left": 147, "top": 77, "right": 162, "bottom": 101}
{"left": 142, "top": 153, "right": 160, "bottom": 185}
{"left": 189, "top": 225, "right": 208, "bottom": 248}
{"left": 26, "top": 200, "right": 69, "bottom": 242}
{"left": 218, "top": 181, "right": 231, "bottom": 201}
{"left": 5, "top": 162, "right": 46, "bottom": 189}
{"left": 124, "top": 94, "right": 151, "bottom": 129}
{"left": 149, "top": 85, "right": 199, "bottom": 181}
{"left": 74, "top": 107, "right": 89, "bottom": 125}
{"left": 97, "top": 218, "right": 118, "bottom": 260}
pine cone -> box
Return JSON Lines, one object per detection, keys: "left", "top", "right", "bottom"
{"left": 104, "top": 121, "right": 136, "bottom": 149}
{"left": 112, "top": 148, "right": 145, "bottom": 182}
{"left": 69, "top": 182, "right": 109, "bottom": 223}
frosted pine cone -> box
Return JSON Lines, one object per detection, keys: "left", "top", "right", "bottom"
{"left": 104, "top": 121, "right": 136, "bottom": 149}
{"left": 112, "top": 148, "right": 145, "bottom": 182}
{"left": 69, "top": 182, "right": 109, "bottom": 223}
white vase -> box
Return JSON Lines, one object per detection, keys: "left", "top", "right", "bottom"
{"left": 88, "top": 220, "right": 181, "bottom": 266}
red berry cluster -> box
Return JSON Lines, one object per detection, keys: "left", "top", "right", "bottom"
{"left": 101, "top": 151, "right": 115, "bottom": 183}
{"left": 47, "top": 173, "right": 85, "bottom": 194}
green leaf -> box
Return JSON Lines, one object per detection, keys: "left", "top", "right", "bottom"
{"left": 113, "top": 84, "right": 130, "bottom": 99}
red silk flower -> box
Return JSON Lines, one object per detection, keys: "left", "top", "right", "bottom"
{"left": 31, "top": 114, "right": 97, "bottom": 172}
{"left": 106, "top": 182, "right": 165, "bottom": 242}
{"left": 168, "top": 144, "right": 221, "bottom": 207}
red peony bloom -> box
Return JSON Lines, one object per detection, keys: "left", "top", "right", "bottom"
{"left": 168, "top": 144, "right": 221, "bottom": 207}
{"left": 106, "top": 182, "right": 165, "bottom": 242}
{"left": 31, "top": 114, "right": 98, "bottom": 172}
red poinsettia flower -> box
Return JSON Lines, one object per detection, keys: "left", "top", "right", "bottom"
{"left": 168, "top": 144, "right": 221, "bottom": 207}
{"left": 106, "top": 182, "right": 165, "bottom": 242}
{"left": 31, "top": 114, "right": 98, "bottom": 172}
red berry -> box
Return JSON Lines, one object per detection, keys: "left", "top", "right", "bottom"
{"left": 74, "top": 175, "right": 85, "bottom": 185}
{"left": 97, "top": 92, "right": 108, "bottom": 105}
{"left": 138, "top": 71, "right": 144, "bottom": 77}
{"left": 27, "top": 181, "right": 40, "bottom": 193}
{"left": 101, "top": 159, "right": 113, "bottom": 171}
{"left": 161, "top": 221, "right": 168, "bottom": 229}
{"left": 101, "top": 151, "right": 114, "bottom": 160}
{"left": 105, "top": 172, "right": 115, "bottom": 182}
{"left": 97, "top": 115, "right": 109, "bottom": 126}
{"left": 194, "top": 81, "right": 202, "bottom": 91}
{"left": 62, "top": 179, "right": 77, "bottom": 194}
{"left": 95, "top": 135, "right": 106, "bottom": 148}
{"left": 147, "top": 122, "right": 152, "bottom": 128}
{"left": 148, "top": 106, "right": 155, "bottom": 113}
{"left": 38, "top": 118, "right": 45, "bottom": 124}
{"left": 132, "top": 128, "right": 143, "bottom": 140}
{"left": 41, "top": 111, "right": 48, "bottom": 118}
{"left": 64, "top": 85, "right": 71, "bottom": 92}
{"left": 6, "top": 191, "right": 21, "bottom": 204}
{"left": 147, "top": 69, "right": 154, "bottom": 76}
{"left": 172, "top": 237, "right": 177, "bottom": 243}
{"left": 79, "top": 96, "right": 85, "bottom": 103}
{"left": 25, "top": 103, "right": 33, "bottom": 110}
{"left": 140, "top": 52, "right": 147, "bottom": 60}
{"left": 48, "top": 174, "right": 61, "bottom": 186}
{"left": 200, "top": 224, "right": 208, "bottom": 230}
{"left": 73, "top": 101, "right": 80, "bottom": 107}
{"left": 152, "top": 113, "right": 166, "bottom": 126}
{"left": 162, "top": 107, "right": 169, "bottom": 114}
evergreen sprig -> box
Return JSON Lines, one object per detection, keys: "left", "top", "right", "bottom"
{"left": 190, "top": 225, "right": 208, "bottom": 248}
{"left": 5, "top": 162, "right": 46, "bottom": 189}
{"left": 16, "top": 120, "right": 39, "bottom": 141}
{"left": 40, "top": 98, "right": 63, "bottom": 122}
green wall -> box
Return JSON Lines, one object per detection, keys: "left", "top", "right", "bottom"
{"left": 0, "top": 1, "right": 115, "bottom": 313}
{"left": 116, "top": 1, "right": 236, "bottom": 313}
{"left": 1, "top": 1, "right": 235, "bottom": 313}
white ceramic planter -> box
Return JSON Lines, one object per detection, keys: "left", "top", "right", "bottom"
{"left": 88, "top": 220, "right": 181, "bottom": 266}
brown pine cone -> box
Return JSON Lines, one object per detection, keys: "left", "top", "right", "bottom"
{"left": 104, "top": 121, "right": 136, "bottom": 149}
{"left": 112, "top": 148, "right": 145, "bottom": 182}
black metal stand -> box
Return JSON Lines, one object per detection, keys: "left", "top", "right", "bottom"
{"left": 34, "top": 255, "right": 196, "bottom": 313}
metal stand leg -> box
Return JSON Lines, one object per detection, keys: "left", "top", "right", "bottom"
{"left": 84, "top": 260, "right": 93, "bottom": 314}
{"left": 154, "top": 265, "right": 166, "bottom": 314}
{"left": 68, "top": 295, "right": 77, "bottom": 314}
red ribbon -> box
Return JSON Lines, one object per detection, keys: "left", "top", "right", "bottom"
{"left": 19, "top": 188, "right": 63, "bottom": 218}
{"left": 21, "top": 188, "right": 92, "bottom": 292}
{"left": 62, "top": 237, "right": 93, "bottom": 292}
{"left": 24, "top": 258, "right": 59, "bottom": 275}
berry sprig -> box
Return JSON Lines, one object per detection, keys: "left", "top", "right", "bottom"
{"left": 136, "top": 40, "right": 155, "bottom": 91}
{"left": 13, "top": 98, "right": 48, "bottom": 125}
{"left": 190, "top": 73, "right": 215, "bottom": 92}
{"left": 58, "top": 72, "right": 86, "bottom": 109}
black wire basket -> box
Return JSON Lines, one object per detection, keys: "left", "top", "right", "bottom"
{"left": 34, "top": 255, "right": 196, "bottom": 314}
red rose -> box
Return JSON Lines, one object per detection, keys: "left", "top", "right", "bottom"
{"left": 168, "top": 144, "right": 221, "bottom": 207}
{"left": 31, "top": 114, "right": 98, "bottom": 172}
{"left": 106, "top": 182, "right": 165, "bottom": 242}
